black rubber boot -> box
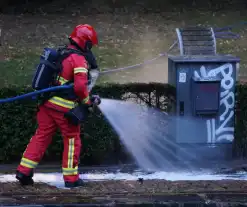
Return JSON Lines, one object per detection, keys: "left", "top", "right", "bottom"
{"left": 65, "top": 178, "right": 85, "bottom": 188}
{"left": 16, "top": 170, "right": 34, "bottom": 186}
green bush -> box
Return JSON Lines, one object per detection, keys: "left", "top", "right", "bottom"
{"left": 0, "top": 82, "right": 175, "bottom": 164}
{"left": 233, "top": 83, "right": 247, "bottom": 157}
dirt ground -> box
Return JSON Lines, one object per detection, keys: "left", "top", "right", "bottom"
{"left": 1, "top": 180, "right": 247, "bottom": 205}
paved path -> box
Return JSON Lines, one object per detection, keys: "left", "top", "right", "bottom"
{"left": 2, "top": 180, "right": 247, "bottom": 205}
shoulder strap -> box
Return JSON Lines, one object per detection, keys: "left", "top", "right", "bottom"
{"left": 59, "top": 47, "right": 97, "bottom": 68}
{"left": 59, "top": 46, "right": 84, "bottom": 58}
{"left": 56, "top": 46, "right": 86, "bottom": 84}
{"left": 57, "top": 46, "right": 97, "bottom": 70}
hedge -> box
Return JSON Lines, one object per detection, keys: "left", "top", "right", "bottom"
{"left": 233, "top": 83, "right": 247, "bottom": 157}
{"left": 0, "top": 82, "right": 247, "bottom": 165}
{"left": 0, "top": 83, "right": 175, "bottom": 165}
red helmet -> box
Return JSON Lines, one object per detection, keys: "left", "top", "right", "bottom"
{"left": 69, "top": 24, "right": 98, "bottom": 50}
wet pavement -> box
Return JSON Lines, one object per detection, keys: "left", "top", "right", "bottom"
{"left": 1, "top": 182, "right": 247, "bottom": 206}
{"left": 1, "top": 161, "right": 247, "bottom": 206}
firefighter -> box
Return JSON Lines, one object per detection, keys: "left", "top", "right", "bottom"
{"left": 16, "top": 24, "right": 101, "bottom": 188}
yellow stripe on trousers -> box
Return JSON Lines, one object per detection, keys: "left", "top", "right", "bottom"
{"left": 20, "top": 157, "right": 38, "bottom": 168}
{"left": 67, "top": 138, "right": 75, "bottom": 169}
{"left": 62, "top": 166, "right": 78, "bottom": 175}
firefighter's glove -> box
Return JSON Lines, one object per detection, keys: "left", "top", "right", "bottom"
{"left": 90, "top": 95, "right": 101, "bottom": 106}
{"left": 87, "top": 95, "right": 101, "bottom": 113}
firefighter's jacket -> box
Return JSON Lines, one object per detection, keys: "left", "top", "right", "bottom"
{"left": 44, "top": 45, "right": 91, "bottom": 112}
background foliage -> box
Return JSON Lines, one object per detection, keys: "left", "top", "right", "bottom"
{"left": 0, "top": 82, "right": 247, "bottom": 164}
{"left": 0, "top": 83, "right": 175, "bottom": 164}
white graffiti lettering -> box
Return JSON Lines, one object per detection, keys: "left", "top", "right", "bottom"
{"left": 194, "top": 63, "right": 235, "bottom": 143}
{"left": 220, "top": 91, "right": 234, "bottom": 121}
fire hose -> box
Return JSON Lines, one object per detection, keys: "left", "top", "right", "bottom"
{"left": 0, "top": 84, "right": 73, "bottom": 104}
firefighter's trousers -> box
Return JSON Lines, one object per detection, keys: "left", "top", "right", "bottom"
{"left": 17, "top": 105, "right": 81, "bottom": 183}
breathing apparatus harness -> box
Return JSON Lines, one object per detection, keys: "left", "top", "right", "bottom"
{"left": 31, "top": 44, "right": 100, "bottom": 125}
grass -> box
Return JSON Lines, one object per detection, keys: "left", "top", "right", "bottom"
{"left": 1, "top": 6, "right": 247, "bottom": 88}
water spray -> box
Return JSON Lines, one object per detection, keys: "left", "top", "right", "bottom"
{"left": 97, "top": 99, "right": 201, "bottom": 172}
